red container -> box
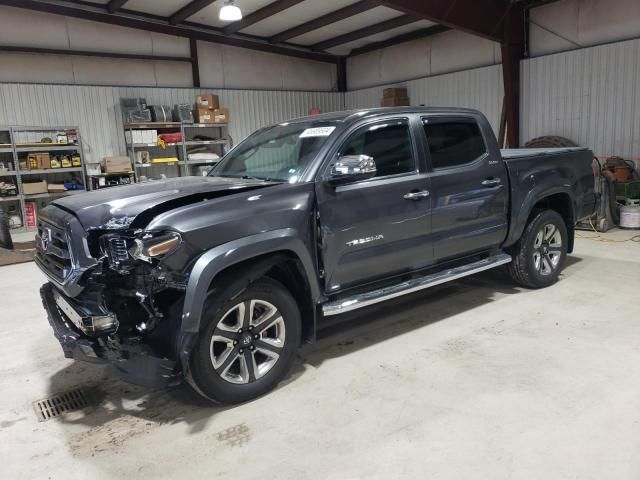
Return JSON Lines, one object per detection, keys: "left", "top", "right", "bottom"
{"left": 25, "top": 201, "right": 37, "bottom": 228}
{"left": 159, "top": 133, "right": 183, "bottom": 143}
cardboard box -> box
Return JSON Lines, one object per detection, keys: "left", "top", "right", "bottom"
{"left": 196, "top": 94, "right": 219, "bottom": 110}
{"left": 212, "top": 108, "right": 230, "bottom": 124}
{"left": 125, "top": 130, "right": 146, "bottom": 145}
{"left": 104, "top": 156, "right": 132, "bottom": 173}
{"left": 48, "top": 183, "right": 67, "bottom": 193}
{"left": 195, "top": 108, "right": 214, "bottom": 124}
{"left": 27, "top": 153, "right": 50, "bottom": 170}
{"left": 23, "top": 180, "right": 48, "bottom": 195}
{"left": 381, "top": 97, "right": 410, "bottom": 107}
{"left": 383, "top": 87, "right": 408, "bottom": 99}
{"left": 141, "top": 129, "right": 158, "bottom": 144}
{"left": 86, "top": 163, "right": 102, "bottom": 176}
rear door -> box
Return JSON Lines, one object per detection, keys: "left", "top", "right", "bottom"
{"left": 316, "top": 116, "right": 433, "bottom": 293}
{"left": 421, "top": 115, "right": 508, "bottom": 261}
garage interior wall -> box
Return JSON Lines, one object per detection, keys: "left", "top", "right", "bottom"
{"left": 344, "top": 65, "right": 504, "bottom": 135}
{"left": 0, "top": 6, "right": 338, "bottom": 91}
{"left": 0, "top": 5, "right": 342, "bottom": 165}
{"left": 345, "top": 0, "right": 640, "bottom": 156}
{"left": 0, "top": 84, "right": 343, "bottom": 165}
{"left": 1, "top": 0, "right": 640, "bottom": 162}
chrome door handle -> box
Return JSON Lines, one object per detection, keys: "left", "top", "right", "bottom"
{"left": 403, "top": 190, "right": 430, "bottom": 200}
{"left": 482, "top": 178, "right": 501, "bottom": 187}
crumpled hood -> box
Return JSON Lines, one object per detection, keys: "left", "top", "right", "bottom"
{"left": 51, "top": 176, "right": 276, "bottom": 229}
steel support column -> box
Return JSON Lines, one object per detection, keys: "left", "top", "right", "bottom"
{"left": 500, "top": 4, "right": 525, "bottom": 148}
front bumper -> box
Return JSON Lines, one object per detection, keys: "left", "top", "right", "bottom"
{"left": 41, "top": 283, "right": 179, "bottom": 388}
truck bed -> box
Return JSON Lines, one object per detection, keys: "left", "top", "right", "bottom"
{"left": 501, "top": 147, "right": 588, "bottom": 159}
{"left": 500, "top": 146, "right": 597, "bottom": 248}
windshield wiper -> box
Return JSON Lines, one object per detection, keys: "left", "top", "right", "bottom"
{"left": 241, "top": 175, "right": 268, "bottom": 181}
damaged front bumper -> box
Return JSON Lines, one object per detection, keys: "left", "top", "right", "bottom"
{"left": 41, "top": 282, "right": 180, "bottom": 388}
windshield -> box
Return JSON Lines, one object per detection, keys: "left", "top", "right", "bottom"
{"left": 210, "top": 121, "right": 339, "bottom": 182}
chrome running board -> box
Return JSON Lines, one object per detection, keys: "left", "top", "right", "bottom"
{"left": 322, "top": 253, "right": 512, "bottom": 316}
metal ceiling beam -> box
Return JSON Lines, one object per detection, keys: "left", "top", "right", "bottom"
{"left": 349, "top": 24, "right": 450, "bottom": 56}
{"left": 189, "top": 38, "right": 200, "bottom": 87}
{"left": 106, "top": 0, "right": 128, "bottom": 13}
{"left": 0, "top": 0, "right": 340, "bottom": 63}
{"left": 169, "top": 0, "right": 216, "bottom": 25}
{"left": 223, "top": 0, "right": 306, "bottom": 35}
{"left": 379, "top": 0, "right": 509, "bottom": 42}
{"left": 269, "top": 0, "right": 381, "bottom": 44}
{"left": 0, "top": 45, "right": 192, "bottom": 62}
{"left": 311, "top": 14, "right": 419, "bottom": 52}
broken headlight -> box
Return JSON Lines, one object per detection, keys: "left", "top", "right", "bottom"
{"left": 131, "top": 232, "right": 181, "bottom": 263}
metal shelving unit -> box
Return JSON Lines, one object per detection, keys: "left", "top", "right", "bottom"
{"left": 0, "top": 126, "right": 87, "bottom": 230}
{"left": 124, "top": 122, "right": 231, "bottom": 181}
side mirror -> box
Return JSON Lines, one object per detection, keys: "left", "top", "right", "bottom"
{"left": 329, "top": 154, "right": 376, "bottom": 185}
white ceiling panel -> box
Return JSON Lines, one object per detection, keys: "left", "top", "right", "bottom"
{"left": 124, "top": 0, "right": 194, "bottom": 17}
{"left": 290, "top": 6, "right": 404, "bottom": 46}
{"left": 239, "top": 0, "right": 357, "bottom": 37}
{"left": 186, "top": 0, "right": 275, "bottom": 29}
{"left": 326, "top": 19, "right": 436, "bottom": 55}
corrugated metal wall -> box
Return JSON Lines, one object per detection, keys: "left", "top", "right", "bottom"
{"left": 521, "top": 37, "right": 640, "bottom": 157}
{"left": 0, "top": 83, "right": 344, "bottom": 164}
{"left": 344, "top": 65, "right": 504, "bottom": 134}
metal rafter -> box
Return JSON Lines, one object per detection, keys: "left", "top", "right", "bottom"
{"left": 169, "top": 0, "right": 216, "bottom": 25}
{"left": 269, "top": 0, "right": 381, "bottom": 44}
{"left": 0, "top": 45, "right": 192, "bottom": 62}
{"left": 223, "top": 0, "right": 306, "bottom": 35}
{"left": 311, "top": 14, "right": 419, "bottom": 52}
{"left": 349, "top": 24, "right": 450, "bottom": 56}
{"left": 106, "top": 0, "right": 128, "bottom": 13}
{"left": 379, "top": 0, "right": 509, "bottom": 42}
{"left": 0, "top": 0, "right": 339, "bottom": 63}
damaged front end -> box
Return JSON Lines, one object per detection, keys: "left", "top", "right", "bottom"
{"left": 38, "top": 211, "right": 191, "bottom": 388}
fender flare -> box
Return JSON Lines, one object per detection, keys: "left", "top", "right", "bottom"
{"left": 177, "top": 229, "right": 320, "bottom": 369}
{"left": 505, "top": 186, "right": 575, "bottom": 248}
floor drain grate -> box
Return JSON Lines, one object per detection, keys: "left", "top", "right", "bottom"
{"left": 33, "top": 387, "right": 92, "bottom": 422}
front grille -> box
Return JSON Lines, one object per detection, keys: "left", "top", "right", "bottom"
{"left": 36, "top": 220, "right": 72, "bottom": 283}
{"left": 107, "top": 237, "right": 129, "bottom": 263}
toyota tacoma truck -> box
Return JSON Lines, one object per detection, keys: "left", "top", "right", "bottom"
{"left": 37, "top": 107, "right": 597, "bottom": 403}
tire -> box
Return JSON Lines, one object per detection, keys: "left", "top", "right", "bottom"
{"left": 524, "top": 136, "right": 578, "bottom": 149}
{"left": 508, "top": 209, "right": 568, "bottom": 288}
{"left": 189, "top": 277, "right": 301, "bottom": 404}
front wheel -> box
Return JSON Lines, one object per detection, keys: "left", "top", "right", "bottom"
{"left": 189, "top": 277, "right": 301, "bottom": 404}
{"left": 508, "top": 209, "right": 568, "bottom": 288}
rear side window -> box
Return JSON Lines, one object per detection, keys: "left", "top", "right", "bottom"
{"left": 340, "top": 120, "right": 415, "bottom": 178}
{"left": 423, "top": 119, "right": 487, "bottom": 169}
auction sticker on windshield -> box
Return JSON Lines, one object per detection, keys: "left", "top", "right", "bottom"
{"left": 299, "top": 126, "right": 336, "bottom": 138}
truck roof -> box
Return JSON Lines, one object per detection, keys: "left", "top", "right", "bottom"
{"left": 289, "top": 107, "right": 481, "bottom": 125}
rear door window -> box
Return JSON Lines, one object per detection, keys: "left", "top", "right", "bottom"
{"left": 422, "top": 118, "right": 487, "bottom": 169}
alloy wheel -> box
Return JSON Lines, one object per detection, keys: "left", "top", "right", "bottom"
{"left": 210, "top": 300, "right": 286, "bottom": 384}
{"left": 532, "top": 223, "right": 563, "bottom": 276}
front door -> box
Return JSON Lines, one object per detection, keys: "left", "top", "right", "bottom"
{"left": 421, "top": 115, "right": 508, "bottom": 261}
{"left": 317, "top": 117, "right": 433, "bottom": 294}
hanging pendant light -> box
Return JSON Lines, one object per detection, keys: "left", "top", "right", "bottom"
{"left": 219, "top": 0, "right": 243, "bottom": 22}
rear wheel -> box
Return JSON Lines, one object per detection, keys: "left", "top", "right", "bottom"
{"left": 508, "top": 209, "right": 568, "bottom": 288}
{"left": 189, "top": 277, "right": 300, "bottom": 404}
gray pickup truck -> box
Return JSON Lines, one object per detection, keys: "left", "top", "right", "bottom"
{"left": 37, "top": 107, "right": 596, "bottom": 403}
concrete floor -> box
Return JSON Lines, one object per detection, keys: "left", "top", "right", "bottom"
{"left": 0, "top": 230, "right": 639, "bottom": 480}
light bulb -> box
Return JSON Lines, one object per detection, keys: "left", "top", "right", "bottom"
{"left": 219, "top": 1, "right": 242, "bottom": 21}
